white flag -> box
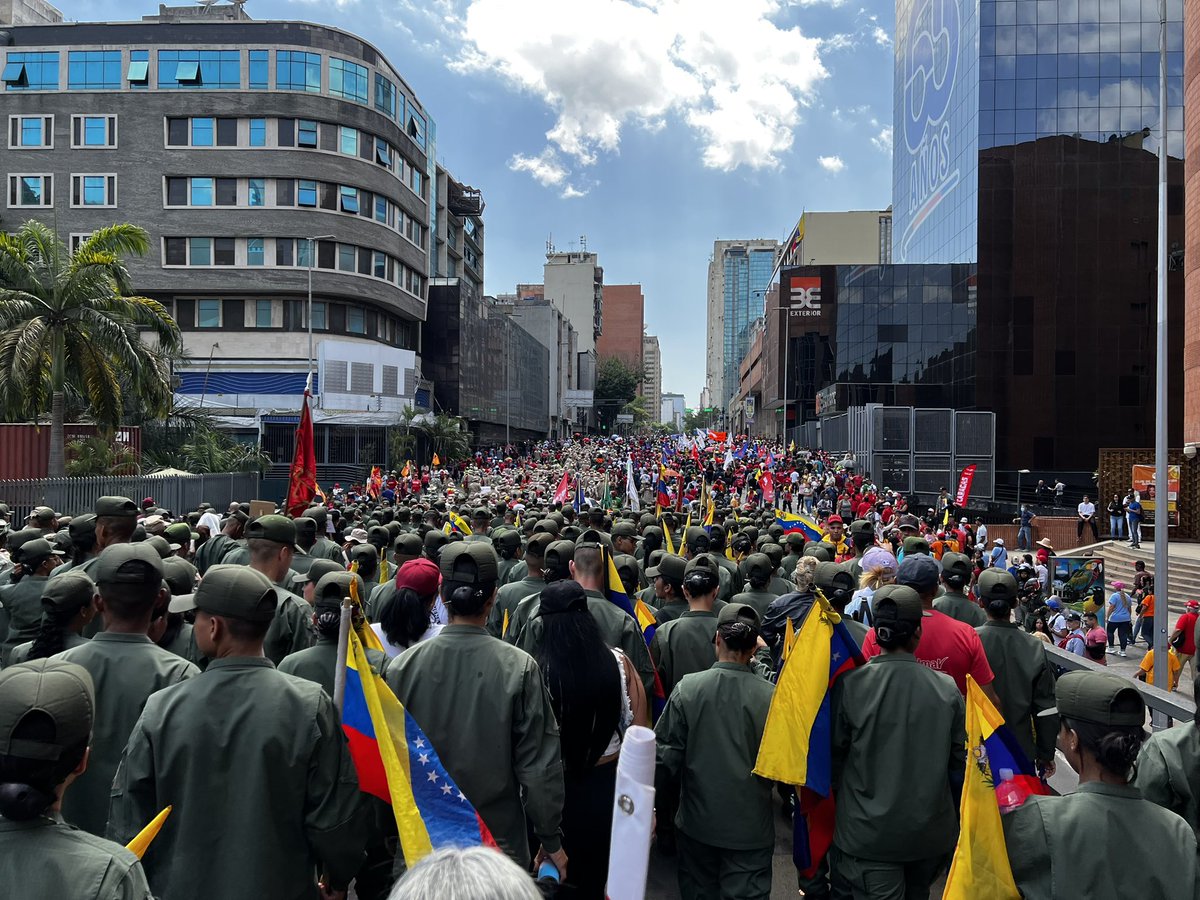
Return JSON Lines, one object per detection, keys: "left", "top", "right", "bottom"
{"left": 626, "top": 456, "right": 640, "bottom": 512}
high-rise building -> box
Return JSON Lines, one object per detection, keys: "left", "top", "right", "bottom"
{"left": 596, "top": 284, "right": 644, "bottom": 374}
{"left": 433, "top": 165, "right": 483, "bottom": 296}
{"left": 1185, "top": 9, "right": 1200, "bottom": 446}
{"left": 661, "top": 393, "right": 686, "bottom": 430}
{"left": 503, "top": 287, "right": 580, "bottom": 438}
{"left": 543, "top": 250, "right": 603, "bottom": 354}
{"left": 1, "top": 0, "right": 61, "bottom": 26}
{"left": 0, "top": 7, "right": 437, "bottom": 467}
{"left": 890, "top": 0, "right": 1185, "bottom": 470}
{"left": 778, "top": 210, "right": 892, "bottom": 269}
{"left": 705, "top": 239, "right": 779, "bottom": 414}
{"left": 641, "top": 334, "right": 661, "bottom": 425}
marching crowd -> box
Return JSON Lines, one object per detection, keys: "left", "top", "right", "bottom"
{"left": 0, "top": 434, "right": 1198, "bottom": 900}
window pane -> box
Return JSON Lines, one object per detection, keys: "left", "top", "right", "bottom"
{"left": 197, "top": 299, "right": 220, "bottom": 327}
{"left": 249, "top": 118, "right": 266, "bottom": 146}
{"left": 374, "top": 73, "right": 396, "bottom": 118}
{"left": 214, "top": 238, "right": 235, "bottom": 265}
{"left": 248, "top": 50, "right": 268, "bottom": 89}
{"left": 277, "top": 239, "right": 294, "bottom": 267}
{"left": 339, "top": 186, "right": 359, "bottom": 213}
{"left": 190, "top": 177, "right": 214, "bottom": 206}
{"left": 248, "top": 178, "right": 265, "bottom": 206}
{"left": 296, "top": 239, "right": 311, "bottom": 267}
{"left": 373, "top": 251, "right": 386, "bottom": 278}
{"left": 189, "top": 238, "right": 212, "bottom": 266}
{"left": 191, "top": 117, "right": 214, "bottom": 146}
{"left": 339, "top": 126, "right": 358, "bottom": 156}
{"left": 374, "top": 196, "right": 387, "bottom": 223}
{"left": 127, "top": 58, "right": 149, "bottom": 85}
{"left": 17, "top": 175, "right": 46, "bottom": 205}
{"left": 164, "top": 236, "right": 186, "bottom": 265}
{"left": 167, "top": 118, "right": 188, "bottom": 146}
{"left": 5, "top": 52, "right": 60, "bottom": 91}
{"left": 329, "top": 57, "right": 368, "bottom": 103}
{"left": 374, "top": 138, "right": 390, "bottom": 166}
{"left": 68, "top": 50, "right": 121, "bottom": 90}
{"left": 297, "top": 180, "right": 317, "bottom": 207}
{"left": 276, "top": 51, "right": 321, "bottom": 92}
{"left": 83, "top": 116, "right": 108, "bottom": 146}
{"left": 82, "top": 175, "right": 107, "bottom": 205}
{"left": 215, "top": 178, "right": 237, "bottom": 206}
{"left": 276, "top": 178, "right": 294, "bottom": 206}
{"left": 256, "top": 299, "right": 272, "bottom": 327}
{"left": 247, "top": 238, "right": 264, "bottom": 266}
{"left": 338, "top": 244, "right": 356, "bottom": 272}
{"left": 347, "top": 307, "right": 365, "bottom": 333}
{"left": 216, "top": 118, "right": 237, "bottom": 146}
{"left": 298, "top": 120, "right": 317, "bottom": 147}
{"left": 166, "top": 177, "right": 186, "bottom": 205}
{"left": 311, "top": 301, "right": 326, "bottom": 329}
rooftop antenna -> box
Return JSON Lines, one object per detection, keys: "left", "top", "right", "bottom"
{"left": 579, "top": 234, "right": 587, "bottom": 252}
{"left": 546, "top": 234, "right": 555, "bottom": 257}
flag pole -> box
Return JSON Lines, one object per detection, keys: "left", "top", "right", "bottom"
{"left": 333, "top": 597, "right": 352, "bottom": 715}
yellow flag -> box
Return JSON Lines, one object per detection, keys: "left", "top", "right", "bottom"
{"left": 661, "top": 518, "right": 676, "bottom": 556}
{"left": 348, "top": 567, "right": 386, "bottom": 653}
{"left": 678, "top": 512, "right": 693, "bottom": 555}
{"left": 448, "top": 511, "right": 473, "bottom": 536}
{"left": 943, "top": 677, "right": 1021, "bottom": 899}
{"left": 126, "top": 805, "right": 172, "bottom": 859}
{"left": 379, "top": 558, "right": 390, "bottom": 585}
{"left": 502, "top": 608, "right": 510, "bottom": 638}
{"left": 432, "top": 453, "right": 441, "bottom": 467}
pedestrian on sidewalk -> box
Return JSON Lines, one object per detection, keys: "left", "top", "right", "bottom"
{"left": 1169, "top": 600, "right": 1200, "bottom": 682}
{"left": 1014, "top": 504, "right": 1035, "bottom": 551}
{"left": 1135, "top": 579, "right": 1155, "bottom": 649}
{"left": 1106, "top": 582, "right": 1133, "bottom": 656}
{"left": 1107, "top": 494, "right": 1126, "bottom": 539}
{"left": 1127, "top": 495, "right": 1144, "bottom": 548}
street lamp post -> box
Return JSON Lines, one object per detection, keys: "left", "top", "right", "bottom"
{"left": 306, "top": 234, "right": 335, "bottom": 391}
{"left": 1017, "top": 468, "right": 1030, "bottom": 509}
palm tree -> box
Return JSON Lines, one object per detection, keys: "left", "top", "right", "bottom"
{"left": 0, "top": 221, "right": 182, "bottom": 476}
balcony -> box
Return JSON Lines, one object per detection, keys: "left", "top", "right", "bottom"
{"left": 447, "top": 180, "right": 484, "bottom": 217}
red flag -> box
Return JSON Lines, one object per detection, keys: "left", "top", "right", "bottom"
{"left": 552, "top": 470, "right": 572, "bottom": 504}
{"left": 955, "top": 464, "right": 977, "bottom": 507}
{"left": 690, "top": 444, "right": 700, "bottom": 463}
{"left": 286, "top": 390, "right": 317, "bottom": 516}
{"left": 760, "top": 471, "right": 775, "bottom": 501}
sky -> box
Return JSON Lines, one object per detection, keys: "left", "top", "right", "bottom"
{"left": 63, "top": 0, "right": 899, "bottom": 408}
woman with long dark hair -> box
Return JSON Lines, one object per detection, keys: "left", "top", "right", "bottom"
{"left": 535, "top": 579, "right": 648, "bottom": 899}
{"left": 372, "top": 558, "right": 443, "bottom": 657}
{"left": 9, "top": 571, "right": 95, "bottom": 664}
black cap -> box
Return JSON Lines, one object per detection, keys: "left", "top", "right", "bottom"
{"left": 439, "top": 543, "right": 499, "bottom": 586}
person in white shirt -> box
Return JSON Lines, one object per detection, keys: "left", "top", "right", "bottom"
{"left": 1046, "top": 599, "right": 1069, "bottom": 641}
{"left": 1077, "top": 495, "right": 1098, "bottom": 542}
{"left": 975, "top": 519, "right": 988, "bottom": 549}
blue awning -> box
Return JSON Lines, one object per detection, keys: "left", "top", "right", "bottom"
{"left": 2, "top": 62, "right": 26, "bottom": 84}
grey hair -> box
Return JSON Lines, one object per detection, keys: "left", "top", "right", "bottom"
{"left": 388, "top": 847, "right": 543, "bottom": 900}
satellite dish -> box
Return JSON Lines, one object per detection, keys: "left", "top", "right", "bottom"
{"left": 197, "top": 0, "right": 219, "bottom": 7}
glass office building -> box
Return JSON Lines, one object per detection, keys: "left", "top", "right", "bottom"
{"left": 722, "top": 244, "right": 778, "bottom": 406}
{"left": 889, "top": 0, "right": 1185, "bottom": 471}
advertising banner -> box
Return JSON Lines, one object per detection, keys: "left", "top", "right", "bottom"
{"left": 1050, "top": 557, "right": 1106, "bottom": 616}
{"left": 954, "top": 464, "right": 977, "bottom": 507}
{"left": 1131, "top": 465, "right": 1179, "bottom": 526}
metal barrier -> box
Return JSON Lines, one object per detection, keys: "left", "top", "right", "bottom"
{"left": 1043, "top": 643, "right": 1194, "bottom": 724}
{"left": 0, "top": 472, "right": 261, "bottom": 519}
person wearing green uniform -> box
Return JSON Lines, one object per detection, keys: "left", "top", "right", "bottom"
{"left": 493, "top": 529, "right": 523, "bottom": 585}
{"left": 933, "top": 552, "right": 986, "bottom": 626}
{"left": 830, "top": 584, "right": 966, "bottom": 898}
{"left": 504, "top": 538, "right": 573, "bottom": 642}
{"left": 648, "top": 553, "right": 689, "bottom": 624}
{"left": 48, "top": 514, "right": 100, "bottom": 579}
{"left": 1134, "top": 678, "right": 1200, "bottom": 843}
{"left": 488, "top": 532, "right": 551, "bottom": 638}
{"left": 0, "top": 538, "right": 64, "bottom": 666}
{"left": 8, "top": 570, "right": 95, "bottom": 664}
{"left": 706, "top": 526, "right": 744, "bottom": 596}
{"left": 192, "top": 509, "right": 247, "bottom": 574}
{"left": 154, "top": 556, "right": 200, "bottom": 665}
{"left": 780, "top": 532, "right": 806, "bottom": 579}
{"left": 0, "top": 658, "right": 154, "bottom": 900}
{"left": 730, "top": 553, "right": 778, "bottom": 619}
{"left": 302, "top": 506, "right": 347, "bottom": 563}
{"left": 1004, "top": 671, "right": 1200, "bottom": 898}
{"left": 385, "top": 543, "right": 567, "bottom": 875}
{"left": 55, "top": 543, "right": 199, "bottom": 836}
{"left": 655, "top": 602, "right": 776, "bottom": 900}
{"left": 242, "top": 515, "right": 313, "bottom": 665}
{"left": 367, "top": 533, "right": 423, "bottom": 621}
{"left": 814, "top": 561, "right": 868, "bottom": 648}
{"left": 108, "top": 565, "right": 367, "bottom": 900}
{"left": 651, "top": 556, "right": 722, "bottom": 697}
{"left": 974, "top": 568, "right": 1059, "bottom": 776}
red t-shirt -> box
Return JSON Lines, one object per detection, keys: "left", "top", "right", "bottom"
{"left": 861, "top": 609, "right": 995, "bottom": 695}
{"left": 1174, "top": 612, "right": 1198, "bottom": 655}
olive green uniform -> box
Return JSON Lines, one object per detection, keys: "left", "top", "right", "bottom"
{"left": 57, "top": 632, "right": 200, "bottom": 836}
{"left": 309, "top": 536, "right": 347, "bottom": 563}
{"left": 9, "top": 631, "right": 87, "bottom": 665}
{"left": 934, "top": 589, "right": 987, "bottom": 626}
{"left": 843, "top": 616, "right": 869, "bottom": 648}
{"left": 159, "top": 621, "right": 199, "bottom": 664}
{"left": 1134, "top": 723, "right": 1200, "bottom": 844}
{"left": 650, "top": 610, "right": 718, "bottom": 697}
{"left": 656, "top": 662, "right": 776, "bottom": 900}
{"left": 108, "top": 657, "right": 367, "bottom": 900}
{"left": 729, "top": 589, "right": 777, "bottom": 620}
{"left": 711, "top": 554, "right": 743, "bottom": 596}
{"left": 496, "top": 556, "right": 521, "bottom": 586}
{"left": 1004, "top": 784, "right": 1200, "bottom": 899}
{"left": 263, "top": 584, "right": 314, "bottom": 665}
{"left": 0, "top": 815, "right": 153, "bottom": 900}
{"left": 384, "top": 624, "right": 565, "bottom": 865}
{"left": 289, "top": 549, "right": 320, "bottom": 579}
{"left": 654, "top": 597, "right": 689, "bottom": 625}
{"left": 831, "top": 655, "right": 966, "bottom": 896}
{"left": 193, "top": 533, "right": 240, "bottom": 574}
{"left": 768, "top": 575, "right": 792, "bottom": 597}
{"left": 0, "top": 574, "right": 48, "bottom": 666}
{"left": 488, "top": 575, "right": 543, "bottom": 638}
{"left": 975, "top": 620, "right": 1058, "bottom": 766}
{"left": 504, "top": 559, "right": 528, "bottom": 585}
{"left": 366, "top": 580, "right": 395, "bottom": 621}
{"left": 279, "top": 635, "right": 389, "bottom": 695}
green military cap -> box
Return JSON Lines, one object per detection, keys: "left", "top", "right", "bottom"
{"left": 349, "top": 543, "right": 378, "bottom": 565}
{"left": 0, "top": 658, "right": 94, "bottom": 762}
{"left": 684, "top": 554, "right": 718, "bottom": 578}
{"left": 6, "top": 527, "right": 43, "bottom": 555}
{"left": 976, "top": 568, "right": 1018, "bottom": 603}
{"left": 741, "top": 526, "right": 760, "bottom": 543}
{"left": 164, "top": 521, "right": 192, "bottom": 546}
{"left": 525, "top": 532, "right": 554, "bottom": 559}
{"left": 423, "top": 530, "right": 449, "bottom": 555}
{"left": 717, "top": 602, "right": 760, "bottom": 627}
{"left": 305, "top": 558, "right": 348, "bottom": 588}
{"left": 393, "top": 532, "right": 424, "bottom": 560}
{"left": 543, "top": 540, "right": 576, "bottom": 580}
{"left": 647, "top": 552, "right": 686, "bottom": 581}
{"left": 68, "top": 514, "right": 97, "bottom": 540}
{"left": 40, "top": 570, "right": 96, "bottom": 612}
{"left": 741, "top": 553, "right": 774, "bottom": 582}
{"left": 367, "top": 526, "right": 390, "bottom": 546}
{"left": 767, "top": 524, "right": 785, "bottom": 540}
{"left": 645, "top": 548, "right": 665, "bottom": 570}
{"left": 162, "top": 556, "right": 198, "bottom": 596}
{"left": 901, "top": 535, "right": 931, "bottom": 556}
{"left": 871, "top": 584, "right": 927, "bottom": 622}
{"left": 754, "top": 534, "right": 773, "bottom": 550}
{"left": 94, "top": 496, "right": 137, "bottom": 518}
{"left": 613, "top": 553, "right": 639, "bottom": 584}
{"left": 638, "top": 513, "right": 657, "bottom": 529}
{"left": 49, "top": 531, "right": 72, "bottom": 554}
{"left": 849, "top": 519, "right": 874, "bottom": 538}
{"left": 533, "top": 518, "right": 561, "bottom": 536}
{"left": 576, "top": 528, "right": 611, "bottom": 549}
{"left": 302, "top": 506, "right": 328, "bottom": 527}
{"left": 293, "top": 516, "right": 317, "bottom": 537}
{"left": 641, "top": 525, "right": 663, "bottom": 541}
{"left": 145, "top": 535, "right": 177, "bottom": 559}
{"left": 28, "top": 505, "right": 57, "bottom": 522}
{"left": 1040, "top": 671, "right": 1145, "bottom": 727}
{"left": 472, "top": 507, "right": 491, "bottom": 522}
{"left": 560, "top": 525, "right": 582, "bottom": 542}
{"left": 245, "top": 514, "right": 296, "bottom": 546}
{"left": 439, "top": 542, "right": 499, "bottom": 586}
{"left": 685, "top": 526, "right": 707, "bottom": 547}
{"left": 785, "top": 532, "right": 806, "bottom": 549}
{"left": 93, "top": 542, "right": 163, "bottom": 584}
{"left": 941, "top": 551, "right": 973, "bottom": 581}
{"left": 802, "top": 543, "right": 834, "bottom": 562}
{"left": 547, "top": 511, "right": 566, "bottom": 527}
{"left": 708, "top": 523, "right": 727, "bottom": 542}
{"left": 20, "top": 537, "right": 64, "bottom": 569}
{"left": 814, "top": 561, "right": 855, "bottom": 594}
{"left": 611, "top": 521, "right": 637, "bottom": 539}
{"left": 761, "top": 542, "right": 784, "bottom": 568}
{"left": 168, "top": 564, "right": 277, "bottom": 623}
{"left": 312, "top": 571, "right": 367, "bottom": 610}
{"left": 495, "top": 529, "right": 522, "bottom": 553}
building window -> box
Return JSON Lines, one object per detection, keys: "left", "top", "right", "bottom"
{"left": 248, "top": 118, "right": 266, "bottom": 146}
{"left": 311, "top": 301, "right": 326, "bottom": 329}
{"left": 216, "top": 118, "right": 237, "bottom": 147}
{"left": 407, "top": 110, "right": 426, "bottom": 149}
{"left": 163, "top": 237, "right": 186, "bottom": 265}
{"left": 197, "top": 299, "right": 221, "bottom": 328}
{"left": 374, "top": 195, "right": 387, "bottom": 223}
{"left": 72, "top": 174, "right": 116, "bottom": 207}
{"left": 276, "top": 50, "right": 321, "bottom": 92}
{"left": 165, "top": 177, "right": 186, "bottom": 206}
{"left": 328, "top": 57, "right": 368, "bottom": 103}
{"left": 248, "top": 178, "right": 265, "bottom": 207}
{"left": 67, "top": 50, "right": 121, "bottom": 90}
{"left": 191, "top": 118, "right": 215, "bottom": 147}
{"left": 255, "top": 299, "right": 272, "bottom": 327}
{"left": 166, "top": 118, "right": 187, "bottom": 146}
{"left": 297, "top": 180, "right": 318, "bottom": 207}
{"left": 247, "top": 238, "right": 265, "bottom": 266}
{"left": 7, "top": 174, "right": 52, "bottom": 208}
{"left": 127, "top": 51, "right": 149, "bottom": 87}
{"left": 372, "top": 250, "right": 386, "bottom": 279}
{"left": 374, "top": 137, "right": 391, "bottom": 167}
{"left": 72, "top": 115, "right": 116, "bottom": 148}
{"left": 296, "top": 238, "right": 312, "bottom": 267}
{"left": 374, "top": 73, "right": 396, "bottom": 119}
{"left": 215, "top": 178, "right": 237, "bottom": 206}
{"left": 69, "top": 233, "right": 93, "bottom": 254}
{"left": 9, "top": 115, "right": 52, "bottom": 149}
{"left": 338, "top": 243, "right": 356, "bottom": 272}
{"left": 409, "top": 166, "right": 423, "bottom": 196}
{"left": 214, "top": 238, "right": 235, "bottom": 266}
{"left": 189, "top": 177, "right": 214, "bottom": 206}
{"left": 339, "top": 186, "right": 359, "bottom": 214}
{"left": 297, "top": 119, "right": 318, "bottom": 148}
{"left": 157, "top": 50, "right": 241, "bottom": 89}
{"left": 347, "top": 306, "right": 366, "bottom": 334}
{"left": 248, "top": 50, "right": 269, "bottom": 89}
{"left": 4, "top": 52, "right": 59, "bottom": 91}
{"left": 189, "top": 237, "right": 212, "bottom": 266}
{"left": 339, "top": 125, "right": 358, "bottom": 156}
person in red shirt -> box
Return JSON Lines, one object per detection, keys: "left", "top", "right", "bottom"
{"left": 861, "top": 554, "right": 1001, "bottom": 705}
{"left": 1169, "top": 599, "right": 1199, "bottom": 681}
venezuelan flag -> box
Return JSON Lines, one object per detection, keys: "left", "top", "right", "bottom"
{"left": 341, "top": 630, "right": 495, "bottom": 868}
{"left": 753, "top": 595, "right": 865, "bottom": 877}
{"left": 775, "top": 509, "right": 823, "bottom": 543}
{"left": 606, "top": 550, "right": 667, "bottom": 716}
{"left": 447, "top": 511, "right": 473, "bottom": 536}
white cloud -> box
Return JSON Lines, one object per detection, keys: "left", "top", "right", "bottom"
{"left": 508, "top": 149, "right": 568, "bottom": 186}
{"left": 560, "top": 184, "right": 589, "bottom": 199}
{"left": 817, "top": 154, "right": 845, "bottom": 173}
{"left": 452, "top": 0, "right": 827, "bottom": 188}
{"left": 871, "top": 25, "right": 891, "bottom": 46}
{"left": 871, "top": 125, "right": 892, "bottom": 153}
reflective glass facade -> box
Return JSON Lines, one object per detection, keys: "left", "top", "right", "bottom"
{"left": 722, "top": 246, "right": 776, "bottom": 405}
{"left": 68, "top": 50, "right": 120, "bottom": 89}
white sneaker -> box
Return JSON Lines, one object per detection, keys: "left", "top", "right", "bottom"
{"left": 1106, "top": 646, "right": 1116, "bottom": 654}
{"left": 1119, "top": 650, "right": 1127, "bottom": 657}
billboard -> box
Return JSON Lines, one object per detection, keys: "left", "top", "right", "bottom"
{"left": 1131, "top": 464, "right": 1180, "bottom": 526}
{"left": 1050, "top": 557, "right": 1106, "bottom": 614}
{"left": 786, "top": 275, "right": 823, "bottom": 318}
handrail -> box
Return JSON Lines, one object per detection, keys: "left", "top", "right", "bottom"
{"left": 1043, "top": 643, "right": 1194, "bottom": 724}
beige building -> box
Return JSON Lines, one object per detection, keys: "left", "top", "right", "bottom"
{"left": 779, "top": 210, "right": 892, "bottom": 269}
{"left": 543, "top": 250, "right": 603, "bottom": 355}
{"left": 1, "top": 0, "right": 61, "bottom": 25}
{"left": 641, "top": 333, "right": 661, "bottom": 424}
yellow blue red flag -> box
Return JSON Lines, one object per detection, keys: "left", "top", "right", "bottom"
{"left": 775, "top": 509, "right": 823, "bottom": 543}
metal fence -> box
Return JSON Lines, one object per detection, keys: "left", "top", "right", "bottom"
{"left": 0, "top": 472, "right": 261, "bottom": 520}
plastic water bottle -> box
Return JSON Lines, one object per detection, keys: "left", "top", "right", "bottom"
{"left": 536, "top": 860, "right": 560, "bottom": 897}
{"left": 995, "top": 768, "right": 1024, "bottom": 813}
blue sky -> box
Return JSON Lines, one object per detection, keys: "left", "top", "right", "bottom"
{"left": 64, "top": 0, "right": 899, "bottom": 407}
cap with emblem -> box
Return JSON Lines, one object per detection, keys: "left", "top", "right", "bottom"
{"left": 94, "top": 496, "right": 138, "bottom": 518}
{"left": 646, "top": 552, "right": 686, "bottom": 582}
{"left": 1038, "top": 671, "right": 1145, "bottom": 726}
{"left": 439, "top": 542, "right": 499, "bottom": 586}
{"left": 164, "top": 522, "right": 192, "bottom": 547}
{"left": 941, "top": 552, "right": 973, "bottom": 581}
{"left": 93, "top": 542, "right": 164, "bottom": 585}
{"left": 168, "top": 564, "right": 277, "bottom": 622}
{"left": 162, "top": 556, "right": 198, "bottom": 596}
{"left": 0, "top": 658, "right": 94, "bottom": 763}
{"left": 40, "top": 570, "right": 96, "bottom": 613}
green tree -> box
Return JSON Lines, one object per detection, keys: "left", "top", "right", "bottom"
{"left": 142, "top": 416, "right": 270, "bottom": 474}
{"left": 424, "top": 413, "right": 470, "bottom": 463}
{"left": 388, "top": 405, "right": 422, "bottom": 467}
{"left": 65, "top": 432, "right": 140, "bottom": 477}
{"left": 0, "top": 221, "right": 182, "bottom": 476}
{"left": 595, "top": 356, "right": 641, "bottom": 432}
{"left": 684, "top": 407, "right": 720, "bottom": 432}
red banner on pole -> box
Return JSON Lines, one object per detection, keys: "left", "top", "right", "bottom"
{"left": 552, "top": 470, "right": 572, "bottom": 505}
{"left": 286, "top": 391, "right": 317, "bottom": 516}
{"left": 954, "top": 464, "right": 977, "bottom": 508}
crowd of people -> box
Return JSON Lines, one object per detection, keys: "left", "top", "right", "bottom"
{"left": 0, "top": 433, "right": 1197, "bottom": 900}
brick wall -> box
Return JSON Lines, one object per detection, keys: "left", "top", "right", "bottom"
{"left": 597, "top": 284, "right": 644, "bottom": 374}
